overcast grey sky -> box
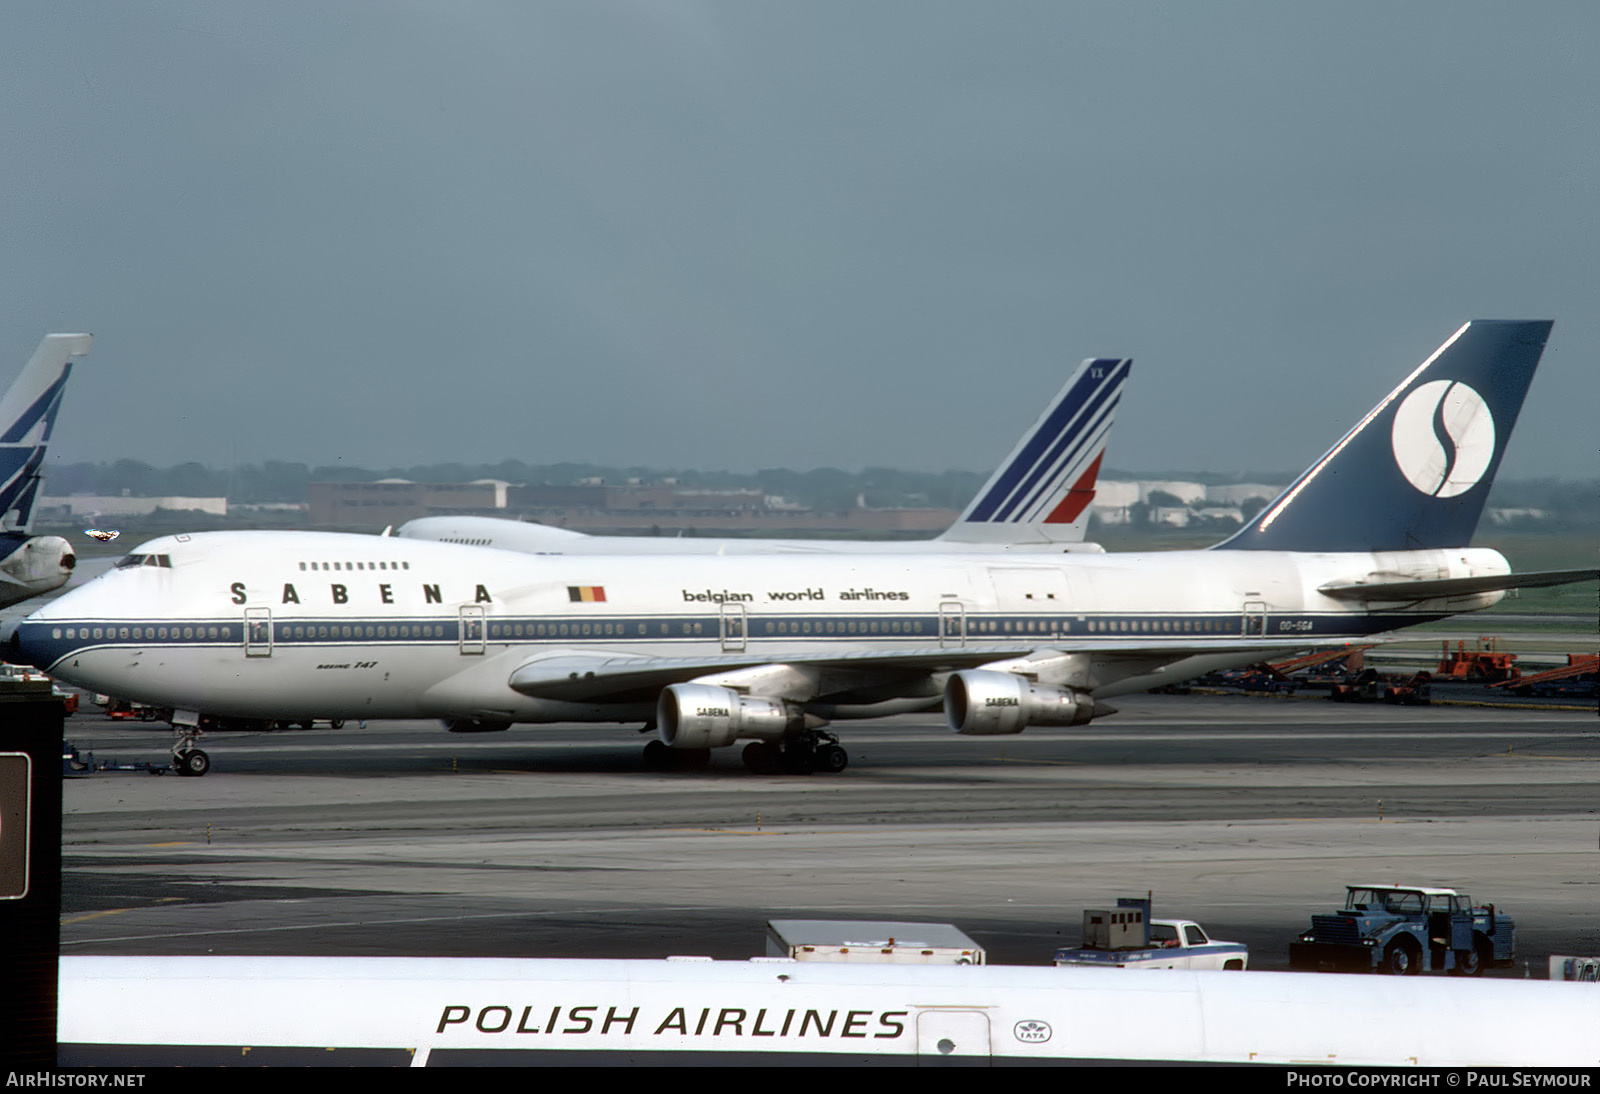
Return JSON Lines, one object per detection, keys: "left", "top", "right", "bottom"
{"left": 1, "top": 2, "right": 1594, "bottom": 480}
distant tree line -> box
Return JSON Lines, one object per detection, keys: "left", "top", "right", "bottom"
{"left": 40, "top": 460, "right": 1600, "bottom": 528}
{"left": 42, "top": 459, "right": 991, "bottom": 515}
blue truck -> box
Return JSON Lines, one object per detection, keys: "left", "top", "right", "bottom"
{"left": 1289, "top": 884, "right": 1514, "bottom": 975}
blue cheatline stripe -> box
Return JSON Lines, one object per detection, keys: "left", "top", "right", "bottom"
{"left": 0, "top": 370, "right": 69, "bottom": 444}
{"left": 988, "top": 363, "right": 1128, "bottom": 522}
{"left": 23, "top": 610, "right": 1442, "bottom": 668}
{"left": 964, "top": 361, "right": 1123, "bottom": 523}
{"left": 1003, "top": 396, "right": 1119, "bottom": 524}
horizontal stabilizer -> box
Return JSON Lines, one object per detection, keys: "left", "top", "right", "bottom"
{"left": 1318, "top": 567, "right": 1599, "bottom": 602}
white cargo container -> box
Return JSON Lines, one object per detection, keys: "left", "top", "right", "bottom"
{"left": 765, "top": 920, "right": 985, "bottom": 965}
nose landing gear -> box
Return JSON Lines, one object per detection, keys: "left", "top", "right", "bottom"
{"left": 174, "top": 748, "right": 210, "bottom": 777}
{"left": 170, "top": 724, "right": 210, "bottom": 777}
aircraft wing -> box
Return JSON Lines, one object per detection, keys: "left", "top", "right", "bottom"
{"left": 505, "top": 637, "right": 1354, "bottom": 703}
{"left": 508, "top": 645, "right": 1027, "bottom": 702}
{"left": 1318, "top": 567, "right": 1599, "bottom": 602}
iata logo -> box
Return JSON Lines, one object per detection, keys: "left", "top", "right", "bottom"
{"left": 1013, "top": 1019, "right": 1052, "bottom": 1043}
{"left": 1390, "top": 380, "right": 1495, "bottom": 498}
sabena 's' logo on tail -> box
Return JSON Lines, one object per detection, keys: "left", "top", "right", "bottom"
{"left": 1389, "top": 380, "right": 1495, "bottom": 498}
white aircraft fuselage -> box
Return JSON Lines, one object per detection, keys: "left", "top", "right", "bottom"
{"left": 20, "top": 528, "right": 1506, "bottom": 723}
{"left": 14, "top": 321, "right": 1579, "bottom": 776}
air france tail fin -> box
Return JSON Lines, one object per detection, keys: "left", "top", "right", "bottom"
{"left": 0, "top": 333, "right": 92, "bottom": 532}
{"left": 939, "top": 356, "right": 1130, "bottom": 545}
{"left": 1217, "top": 320, "right": 1551, "bottom": 552}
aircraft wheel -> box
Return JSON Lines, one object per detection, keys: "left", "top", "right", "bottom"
{"left": 173, "top": 749, "right": 193, "bottom": 776}
{"left": 329, "top": 718, "right": 346, "bottom": 730}
{"left": 642, "top": 740, "right": 672, "bottom": 770}
{"left": 816, "top": 744, "right": 849, "bottom": 774}
{"left": 179, "top": 749, "right": 210, "bottom": 777}
{"left": 742, "top": 742, "right": 781, "bottom": 774}
{"left": 1383, "top": 937, "right": 1421, "bottom": 976}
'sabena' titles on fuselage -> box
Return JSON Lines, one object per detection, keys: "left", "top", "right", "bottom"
{"left": 15, "top": 321, "right": 1595, "bottom": 758}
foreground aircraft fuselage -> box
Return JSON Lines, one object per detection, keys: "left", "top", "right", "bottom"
{"left": 58, "top": 954, "right": 1600, "bottom": 1066}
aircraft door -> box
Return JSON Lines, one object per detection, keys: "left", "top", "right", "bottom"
{"left": 1241, "top": 600, "right": 1268, "bottom": 636}
{"left": 459, "top": 605, "right": 486, "bottom": 655}
{"left": 719, "top": 602, "right": 747, "bottom": 652}
{"left": 244, "top": 607, "right": 272, "bottom": 657}
{"left": 939, "top": 601, "right": 966, "bottom": 648}
{"left": 915, "top": 1009, "right": 991, "bottom": 1064}
{"left": 989, "top": 566, "right": 1073, "bottom": 639}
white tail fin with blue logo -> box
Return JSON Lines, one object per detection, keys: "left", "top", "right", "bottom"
{"left": 0, "top": 333, "right": 91, "bottom": 533}
{"left": 1218, "top": 321, "right": 1551, "bottom": 553}
{"left": 939, "top": 356, "right": 1129, "bottom": 544}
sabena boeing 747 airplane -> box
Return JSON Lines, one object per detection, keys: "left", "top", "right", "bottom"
{"left": 396, "top": 355, "right": 1128, "bottom": 555}
{"left": 0, "top": 332, "right": 92, "bottom": 607}
{"left": 11, "top": 321, "right": 1595, "bottom": 777}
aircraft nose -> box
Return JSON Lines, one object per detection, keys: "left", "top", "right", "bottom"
{"left": 4, "top": 617, "right": 50, "bottom": 670}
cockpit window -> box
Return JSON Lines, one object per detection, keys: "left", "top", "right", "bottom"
{"left": 114, "top": 554, "right": 171, "bottom": 569}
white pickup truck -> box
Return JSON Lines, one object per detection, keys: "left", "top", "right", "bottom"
{"left": 1054, "top": 903, "right": 1249, "bottom": 970}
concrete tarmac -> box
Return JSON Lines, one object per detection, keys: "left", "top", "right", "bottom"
{"left": 59, "top": 693, "right": 1598, "bottom": 972}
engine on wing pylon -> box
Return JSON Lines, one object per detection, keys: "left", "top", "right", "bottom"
{"left": 943, "top": 670, "right": 1112, "bottom": 735}
{"left": 656, "top": 683, "right": 803, "bottom": 750}
{"left": 0, "top": 535, "right": 76, "bottom": 609}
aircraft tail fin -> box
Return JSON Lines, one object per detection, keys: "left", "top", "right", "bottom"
{"left": 1216, "top": 320, "right": 1551, "bottom": 552}
{"left": 940, "top": 356, "right": 1130, "bottom": 544}
{"left": 0, "top": 333, "right": 92, "bottom": 532}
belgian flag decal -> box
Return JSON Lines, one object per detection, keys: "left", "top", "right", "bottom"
{"left": 567, "top": 586, "right": 607, "bottom": 603}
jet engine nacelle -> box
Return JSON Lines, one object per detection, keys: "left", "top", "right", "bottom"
{"left": 656, "top": 683, "right": 798, "bottom": 750}
{"left": 944, "top": 670, "right": 1101, "bottom": 735}
{"left": 0, "top": 534, "right": 76, "bottom": 609}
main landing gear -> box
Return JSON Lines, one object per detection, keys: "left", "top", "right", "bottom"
{"left": 742, "top": 730, "right": 849, "bottom": 776}
{"left": 639, "top": 730, "right": 850, "bottom": 775}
